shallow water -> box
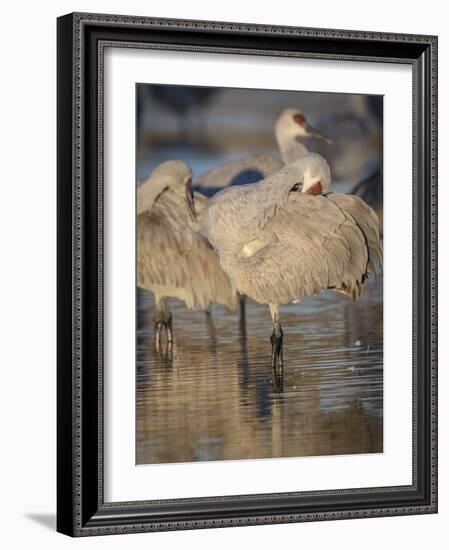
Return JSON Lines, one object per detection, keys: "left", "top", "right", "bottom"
{"left": 136, "top": 278, "right": 383, "bottom": 465}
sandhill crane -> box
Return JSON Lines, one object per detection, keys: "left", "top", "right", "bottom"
{"left": 194, "top": 108, "right": 330, "bottom": 195}
{"left": 201, "top": 153, "right": 382, "bottom": 376}
{"left": 351, "top": 169, "right": 383, "bottom": 232}
{"left": 151, "top": 85, "right": 218, "bottom": 143}
{"left": 309, "top": 95, "right": 382, "bottom": 184}
{"left": 348, "top": 96, "right": 383, "bottom": 218}
{"left": 137, "top": 160, "right": 236, "bottom": 350}
{"left": 306, "top": 96, "right": 383, "bottom": 224}
{"left": 195, "top": 108, "right": 331, "bottom": 322}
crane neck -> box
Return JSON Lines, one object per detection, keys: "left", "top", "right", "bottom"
{"left": 275, "top": 129, "right": 309, "bottom": 164}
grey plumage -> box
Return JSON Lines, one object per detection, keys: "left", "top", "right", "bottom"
{"left": 194, "top": 155, "right": 284, "bottom": 191}
{"left": 274, "top": 107, "right": 331, "bottom": 162}
{"left": 201, "top": 153, "right": 382, "bottom": 371}
{"left": 326, "top": 191, "right": 383, "bottom": 282}
{"left": 194, "top": 108, "right": 329, "bottom": 193}
{"left": 203, "top": 154, "right": 333, "bottom": 256}
{"left": 138, "top": 160, "right": 236, "bottom": 323}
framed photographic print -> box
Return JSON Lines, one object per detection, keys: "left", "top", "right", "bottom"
{"left": 57, "top": 12, "right": 438, "bottom": 536}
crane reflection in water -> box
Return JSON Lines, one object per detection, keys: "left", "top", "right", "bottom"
{"left": 136, "top": 278, "right": 382, "bottom": 464}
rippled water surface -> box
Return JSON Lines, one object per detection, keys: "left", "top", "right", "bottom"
{"left": 136, "top": 278, "right": 383, "bottom": 465}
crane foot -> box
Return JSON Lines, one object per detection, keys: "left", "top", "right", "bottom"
{"left": 270, "top": 322, "right": 284, "bottom": 373}
{"left": 154, "top": 318, "right": 173, "bottom": 355}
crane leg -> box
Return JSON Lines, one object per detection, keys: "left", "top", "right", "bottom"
{"left": 154, "top": 321, "right": 163, "bottom": 352}
{"left": 205, "top": 307, "right": 217, "bottom": 350}
{"left": 166, "top": 317, "right": 173, "bottom": 346}
{"left": 269, "top": 304, "right": 284, "bottom": 374}
{"left": 154, "top": 295, "right": 173, "bottom": 353}
{"left": 238, "top": 294, "right": 247, "bottom": 334}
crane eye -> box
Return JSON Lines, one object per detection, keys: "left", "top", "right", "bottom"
{"left": 290, "top": 182, "right": 302, "bottom": 193}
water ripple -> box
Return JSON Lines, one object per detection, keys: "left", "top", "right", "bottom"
{"left": 136, "top": 277, "right": 383, "bottom": 464}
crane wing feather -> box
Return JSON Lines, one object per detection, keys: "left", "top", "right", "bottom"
{"left": 221, "top": 193, "right": 380, "bottom": 305}
{"left": 138, "top": 193, "right": 236, "bottom": 311}
{"left": 325, "top": 193, "right": 383, "bottom": 277}
{"left": 194, "top": 155, "right": 284, "bottom": 190}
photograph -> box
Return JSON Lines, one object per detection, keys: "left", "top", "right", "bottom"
{"left": 135, "top": 84, "right": 384, "bottom": 466}
{"left": 54, "top": 9, "right": 437, "bottom": 538}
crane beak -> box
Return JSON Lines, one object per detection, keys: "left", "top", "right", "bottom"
{"left": 184, "top": 178, "right": 196, "bottom": 222}
{"left": 303, "top": 123, "right": 333, "bottom": 144}
{"left": 305, "top": 180, "right": 323, "bottom": 195}
{"left": 293, "top": 113, "right": 333, "bottom": 144}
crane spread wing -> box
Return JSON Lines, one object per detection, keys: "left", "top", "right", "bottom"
{"left": 137, "top": 193, "right": 236, "bottom": 311}
{"left": 194, "top": 155, "right": 284, "bottom": 195}
{"left": 231, "top": 193, "right": 379, "bottom": 305}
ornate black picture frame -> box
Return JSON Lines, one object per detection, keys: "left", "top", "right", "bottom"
{"left": 57, "top": 12, "right": 438, "bottom": 536}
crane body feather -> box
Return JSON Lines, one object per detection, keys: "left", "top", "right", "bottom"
{"left": 201, "top": 157, "right": 382, "bottom": 307}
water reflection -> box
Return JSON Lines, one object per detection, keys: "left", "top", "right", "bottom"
{"left": 136, "top": 278, "right": 383, "bottom": 464}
